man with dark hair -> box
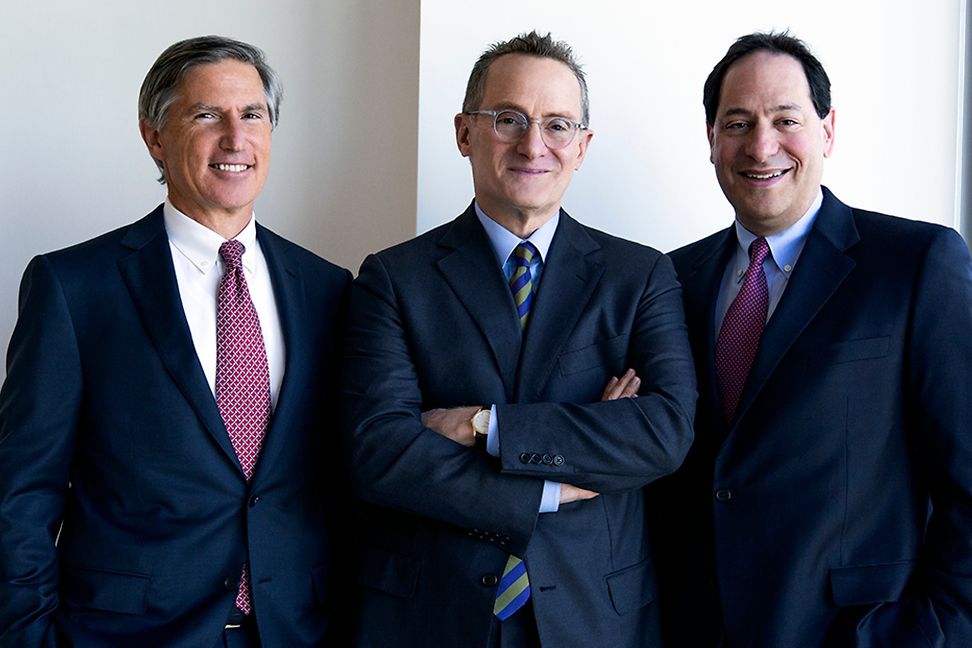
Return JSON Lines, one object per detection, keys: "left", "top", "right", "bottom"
{"left": 650, "top": 31, "right": 972, "bottom": 646}
{"left": 342, "top": 30, "right": 696, "bottom": 647}
{"left": 0, "top": 35, "right": 351, "bottom": 647}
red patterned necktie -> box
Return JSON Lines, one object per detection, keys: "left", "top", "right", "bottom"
{"left": 715, "top": 237, "right": 770, "bottom": 422}
{"left": 216, "top": 239, "right": 271, "bottom": 615}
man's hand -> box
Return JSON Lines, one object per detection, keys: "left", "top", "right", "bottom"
{"left": 561, "top": 370, "right": 640, "bottom": 504}
{"left": 601, "top": 368, "right": 640, "bottom": 401}
{"left": 559, "top": 483, "right": 600, "bottom": 504}
{"left": 421, "top": 405, "right": 481, "bottom": 447}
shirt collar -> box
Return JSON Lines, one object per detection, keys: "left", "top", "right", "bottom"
{"left": 733, "top": 189, "right": 823, "bottom": 275}
{"left": 163, "top": 200, "right": 259, "bottom": 274}
{"left": 473, "top": 201, "right": 559, "bottom": 266}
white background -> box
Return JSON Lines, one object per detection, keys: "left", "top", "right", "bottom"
{"left": 1, "top": 0, "right": 968, "bottom": 382}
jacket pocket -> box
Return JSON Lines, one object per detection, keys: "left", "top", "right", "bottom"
{"left": 61, "top": 565, "right": 150, "bottom": 615}
{"left": 829, "top": 561, "right": 915, "bottom": 607}
{"left": 826, "top": 336, "right": 890, "bottom": 365}
{"left": 558, "top": 335, "right": 626, "bottom": 376}
{"left": 358, "top": 551, "right": 420, "bottom": 598}
{"left": 605, "top": 557, "right": 657, "bottom": 615}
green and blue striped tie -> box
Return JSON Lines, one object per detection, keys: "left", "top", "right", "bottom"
{"left": 492, "top": 241, "right": 538, "bottom": 620}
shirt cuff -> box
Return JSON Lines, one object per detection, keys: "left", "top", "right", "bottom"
{"left": 486, "top": 404, "right": 499, "bottom": 457}
{"left": 540, "top": 481, "right": 561, "bottom": 513}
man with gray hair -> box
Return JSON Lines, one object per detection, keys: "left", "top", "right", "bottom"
{"left": 342, "top": 31, "right": 695, "bottom": 647}
{"left": 0, "top": 35, "right": 350, "bottom": 647}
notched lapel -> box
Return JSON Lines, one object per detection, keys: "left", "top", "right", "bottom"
{"left": 117, "top": 208, "right": 240, "bottom": 469}
{"left": 250, "top": 227, "right": 303, "bottom": 480}
{"left": 436, "top": 209, "right": 522, "bottom": 398}
{"left": 515, "top": 215, "right": 604, "bottom": 402}
{"left": 734, "top": 191, "right": 859, "bottom": 423}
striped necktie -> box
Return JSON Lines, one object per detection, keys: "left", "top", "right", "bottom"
{"left": 508, "top": 241, "right": 538, "bottom": 330}
{"left": 492, "top": 241, "right": 539, "bottom": 620}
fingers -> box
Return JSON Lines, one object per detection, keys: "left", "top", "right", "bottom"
{"left": 559, "top": 483, "right": 601, "bottom": 504}
{"left": 601, "top": 369, "right": 640, "bottom": 401}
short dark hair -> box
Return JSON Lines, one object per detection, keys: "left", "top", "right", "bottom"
{"left": 462, "top": 30, "right": 590, "bottom": 126}
{"left": 138, "top": 35, "right": 283, "bottom": 183}
{"left": 703, "top": 31, "right": 831, "bottom": 125}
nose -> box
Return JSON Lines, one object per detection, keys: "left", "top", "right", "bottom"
{"left": 219, "top": 118, "right": 246, "bottom": 151}
{"left": 745, "top": 122, "right": 779, "bottom": 163}
{"left": 516, "top": 121, "right": 548, "bottom": 158}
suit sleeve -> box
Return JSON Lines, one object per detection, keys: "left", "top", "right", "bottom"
{"left": 855, "top": 228, "right": 972, "bottom": 646}
{"left": 495, "top": 251, "right": 697, "bottom": 493}
{"left": 341, "top": 254, "right": 544, "bottom": 554}
{"left": 0, "top": 256, "right": 81, "bottom": 647}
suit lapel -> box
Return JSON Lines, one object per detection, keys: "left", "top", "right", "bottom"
{"left": 677, "top": 228, "right": 736, "bottom": 432}
{"left": 514, "top": 213, "right": 604, "bottom": 402}
{"left": 436, "top": 205, "right": 522, "bottom": 398}
{"left": 733, "top": 188, "right": 859, "bottom": 424}
{"left": 116, "top": 206, "right": 238, "bottom": 465}
{"left": 250, "top": 226, "right": 303, "bottom": 480}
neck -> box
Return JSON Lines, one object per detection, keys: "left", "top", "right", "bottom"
{"left": 487, "top": 206, "right": 559, "bottom": 240}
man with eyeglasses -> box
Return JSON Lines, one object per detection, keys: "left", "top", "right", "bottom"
{"left": 341, "top": 31, "right": 696, "bottom": 647}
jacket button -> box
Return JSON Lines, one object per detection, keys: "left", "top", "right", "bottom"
{"left": 481, "top": 574, "right": 499, "bottom": 587}
{"left": 223, "top": 577, "right": 237, "bottom": 590}
{"left": 714, "top": 488, "right": 732, "bottom": 502}
{"left": 519, "top": 453, "right": 531, "bottom": 464}
{"left": 542, "top": 454, "right": 553, "bottom": 464}
{"left": 553, "top": 455, "right": 565, "bottom": 466}
{"left": 249, "top": 495, "right": 261, "bottom": 507}
{"left": 530, "top": 453, "right": 542, "bottom": 464}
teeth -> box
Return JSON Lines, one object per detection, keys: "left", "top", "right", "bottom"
{"left": 745, "top": 170, "right": 784, "bottom": 180}
{"left": 212, "top": 163, "right": 248, "bottom": 172}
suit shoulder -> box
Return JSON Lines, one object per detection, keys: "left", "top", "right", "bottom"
{"left": 257, "top": 225, "right": 350, "bottom": 282}
{"left": 668, "top": 230, "right": 729, "bottom": 274}
{"left": 579, "top": 223, "right": 666, "bottom": 260}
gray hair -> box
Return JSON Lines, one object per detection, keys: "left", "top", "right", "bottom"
{"left": 462, "top": 30, "right": 590, "bottom": 127}
{"left": 138, "top": 35, "right": 283, "bottom": 183}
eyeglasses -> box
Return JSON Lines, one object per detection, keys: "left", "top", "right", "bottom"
{"left": 465, "top": 109, "right": 588, "bottom": 149}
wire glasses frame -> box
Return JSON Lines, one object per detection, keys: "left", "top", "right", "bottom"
{"left": 464, "top": 109, "right": 588, "bottom": 149}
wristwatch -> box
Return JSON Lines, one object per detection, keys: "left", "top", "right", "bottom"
{"left": 470, "top": 408, "right": 490, "bottom": 445}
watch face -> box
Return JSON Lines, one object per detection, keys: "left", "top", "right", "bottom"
{"left": 472, "top": 409, "right": 490, "bottom": 436}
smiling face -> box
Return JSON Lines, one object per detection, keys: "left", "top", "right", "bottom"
{"left": 455, "top": 54, "right": 592, "bottom": 237}
{"left": 708, "top": 50, "right": 835, "bottom": 236}
{"left": 140, "top": 59, "right": 272, "bottom": 236}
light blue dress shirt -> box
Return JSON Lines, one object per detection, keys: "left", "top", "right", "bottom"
{"left": 715, "top": 190, "right": 824, "bottom": 334}
{"left": 474, "top": 202, "right": 562, "bottom": 513}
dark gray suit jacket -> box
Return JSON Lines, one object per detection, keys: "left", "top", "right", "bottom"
{"left": 341, "top": 204, "right": 697, "bottom": 647}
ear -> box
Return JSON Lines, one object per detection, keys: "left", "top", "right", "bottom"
{"left": 455, "top": 113, "right": 472, "bottom": 158}
{"left": 572, "top": 129, "right": 594, "bottom": 170}
{"left": 139, "top": 119, "right": 165, "bottom": 162}
{"left": 821, "top": 108, "right": 836, "bottom": 158}
{"left": 707, "top": 123, "right": 715, "bottom": 164}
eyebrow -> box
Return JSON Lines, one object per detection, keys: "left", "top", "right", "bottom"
{"left": 488, "top": 102, "right": 580, "bottom": 120}
{"left": 186, "top": 102, "right": 269, "bottom": 114}
{"left": 721, "top": 103, "right": 804, "bottom": 119}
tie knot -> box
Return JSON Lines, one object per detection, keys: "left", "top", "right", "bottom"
{"left": 511, "top": 241, "right": 538, "bottom": 267}
{"left": 749, "top": 237, "right": 770, "bottom": 266}
{"left": 219, "top": 240, "right": 246, "bottom": 268}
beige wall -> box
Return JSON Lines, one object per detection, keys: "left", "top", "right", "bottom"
{"left": 0, "top": 0, "right": 420, "bottom": 381}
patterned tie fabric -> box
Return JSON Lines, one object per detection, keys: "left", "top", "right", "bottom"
{"left": 509, "top": 241, "right": 538, "bottom": 330}
{"left": 493, "top": 555, "right": 531, "bottom": 620}
{"left": 715, "top": 237, "right": 770, "bottom": 422}
{"left": 492, "top": 241, "right": 538, "bottom": 620}
{"left": 216, "top": 239, "right": 271, "bottom": 615}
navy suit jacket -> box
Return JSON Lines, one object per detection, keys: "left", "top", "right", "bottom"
{"left": 0, "top": 205, "right": 352, "bottom": 647}
{"left": 341, "top": 204, "right": 697, "bottom": 647}
{"left": 651, "top": 187, "right": 972, "bottom": 647}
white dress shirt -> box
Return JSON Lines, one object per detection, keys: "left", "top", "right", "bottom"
{"left": 163, "top": 200, "right": 285, "bottom": 408}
